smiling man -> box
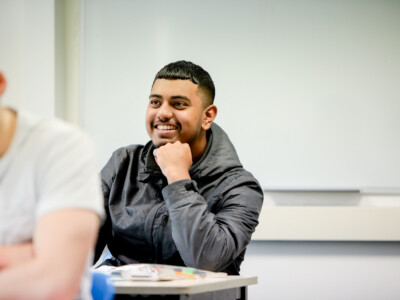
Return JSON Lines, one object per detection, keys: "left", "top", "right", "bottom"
{"left": 95, "top": 61, "right": 263, "bottom": 278}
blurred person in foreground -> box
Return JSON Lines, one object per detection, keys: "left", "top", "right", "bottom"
{"left": 0, "top": 71, "right": 104, "bottom": 300}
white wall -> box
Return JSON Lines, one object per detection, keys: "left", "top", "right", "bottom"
{"left": 0, "top": 0, "right": 55, "bottom": 117}
{"left": 244, "top": 192, "right": 400, "bottom": 299}
{"left": 242, "top": 241, "right": 400, "bottom": 300}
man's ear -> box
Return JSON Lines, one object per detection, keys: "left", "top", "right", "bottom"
{"left": 202, "top": 105, "right": 218, "bottom": 131}
{"left": 0, "top": 72, "right": 6, "bottom": 96}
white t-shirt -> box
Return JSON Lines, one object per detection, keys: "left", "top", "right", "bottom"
{"left": 0, "top": 109, "right": 104, "bottom": 300}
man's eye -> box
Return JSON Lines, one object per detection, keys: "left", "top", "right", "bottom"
{"left": 150, "top": 100, "right": 160, "bottom": 106}
{"left": 174, "top": 102, "right": 187, "bottom": 108}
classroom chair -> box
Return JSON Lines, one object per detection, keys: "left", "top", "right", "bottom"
{"left": 91, "top": 271, "right": 115, "bottom": 300}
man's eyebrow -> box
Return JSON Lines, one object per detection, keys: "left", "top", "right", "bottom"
{"left": 149, "top": 94, "right": 162, "bottom": 99}
{"left": 171, "top": 95, "right": 191, "bottom": 102}
{"left": 149, "top": 94, "right": 191, "bottom": 102}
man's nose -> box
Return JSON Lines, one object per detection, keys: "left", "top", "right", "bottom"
{"left": 157, "top": 103, "right": 173, "bottom": 120}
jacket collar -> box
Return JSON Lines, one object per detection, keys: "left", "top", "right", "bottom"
{"left": 137, "top": 142, "right": 162, "bottom": 182}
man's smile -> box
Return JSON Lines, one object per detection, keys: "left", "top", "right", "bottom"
{"left": 155, "top": 124, "right": 179, "bottom": 131}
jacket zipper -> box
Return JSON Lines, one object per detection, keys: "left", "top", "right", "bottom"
{"left": 161, "top": 214, "right": 169, "bottom": 226}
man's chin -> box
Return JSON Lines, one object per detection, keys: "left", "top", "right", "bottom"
{"left": 152, "top": 138, "right": 175, "bottom": 148}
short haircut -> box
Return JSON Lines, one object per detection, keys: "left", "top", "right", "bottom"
{"left": 153, "top": 60, "right": 215, "bottom": 107}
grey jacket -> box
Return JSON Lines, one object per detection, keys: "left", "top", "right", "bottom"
{"left": 95, "top": 123, "right": 263, "bottom": 275}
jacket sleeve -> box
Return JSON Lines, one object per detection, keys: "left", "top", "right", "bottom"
{"left": 161, "top": 172, "right": 263, "bottom": 272}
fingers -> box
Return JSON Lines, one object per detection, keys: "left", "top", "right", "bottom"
{"left": 152, "top": 142, "right": 192, "bottom": 183}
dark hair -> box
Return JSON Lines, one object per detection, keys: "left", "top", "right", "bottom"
{"left": 153, "top": 60, "right": 215, "bottom": 107}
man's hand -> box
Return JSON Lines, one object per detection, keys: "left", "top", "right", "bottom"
{"left": 154, "top": 141, "right": 192, "bottom": 184}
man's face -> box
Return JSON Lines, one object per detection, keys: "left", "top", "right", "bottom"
{"left": 146, "top": 79, "right": 206, "bottom": 148}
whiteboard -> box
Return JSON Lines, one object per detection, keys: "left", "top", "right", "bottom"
{"left": 81, "top": 0, "right": 400, "bottom": 190}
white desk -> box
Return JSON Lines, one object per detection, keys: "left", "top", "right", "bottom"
{"left": 113, "top": 275, "right": 257, "bottom": 300}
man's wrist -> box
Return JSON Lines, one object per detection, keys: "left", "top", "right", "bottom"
{"left": 166, "top": 170, "right": 191, "bottom": 184}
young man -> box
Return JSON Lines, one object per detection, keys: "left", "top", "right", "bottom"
{"left": 95, "top": 61, "right": 263, "bottom": 275}
{"left": 0, "top": 71, "right": 104, "bottom": 300}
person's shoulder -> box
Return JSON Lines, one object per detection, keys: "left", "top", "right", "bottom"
{"left": 40, "top": 116, "right": 89, "bottom": 141}
{"left": 19, "top": 110, "right": 88, "bottom": 140}
{"left": 15, "top": 110, "right": 93, "bottom": 152}
{"left": 111, "top": 144, "right": 144, "bottom": 157}
{"left": 107, "top": 143, "right": 145, "bottom": 166}
{"left": 209, "top": 123, "right": 262, "bottom": 184}
{"left": 210, "top": 122, "right": 235, "bottom": 147}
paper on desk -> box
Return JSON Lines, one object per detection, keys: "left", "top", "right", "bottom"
{"left": 95, "top": 264, "right": 227, "bottom": 281}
